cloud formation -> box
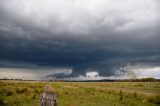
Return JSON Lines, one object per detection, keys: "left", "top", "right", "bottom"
{"left": 0, "top": 0, "right": 160, "bottom": 79}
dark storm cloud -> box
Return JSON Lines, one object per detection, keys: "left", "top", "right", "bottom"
{"left": 0, "top": 0, "right": 160, "bottom": 79}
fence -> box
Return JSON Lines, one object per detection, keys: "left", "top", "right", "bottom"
{"left": 40, "top": 84, "right": 57, "bottom": 106}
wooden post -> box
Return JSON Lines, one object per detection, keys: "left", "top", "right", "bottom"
{"left": 40, "top": 84, "right": 57, "bottom": 106}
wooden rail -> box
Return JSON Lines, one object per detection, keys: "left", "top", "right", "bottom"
{"left": 40, "top": 84, "right": 57, "bottom": 106}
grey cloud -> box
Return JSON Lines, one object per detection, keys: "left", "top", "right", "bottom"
{"left": 0, "top": 0, "right": 160, "bottom": 79}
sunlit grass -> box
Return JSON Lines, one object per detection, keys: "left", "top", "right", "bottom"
{"left": 0, "top": 80, "right": 160, "bottom": 106}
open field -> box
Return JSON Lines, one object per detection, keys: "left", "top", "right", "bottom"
{"left": 0, "top": 80, "right": 160, "bottom": 106}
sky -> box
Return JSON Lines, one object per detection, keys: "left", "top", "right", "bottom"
{"left": 0, "top": 0, "right": 160, "bottom": 80}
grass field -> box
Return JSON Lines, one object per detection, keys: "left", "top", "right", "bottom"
{"left": 0, "top": 80, "right": 160, "bottom": 106}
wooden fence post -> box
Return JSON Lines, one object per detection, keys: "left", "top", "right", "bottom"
{"left": 40, "top": 84, "right": 57, "bottom": 106}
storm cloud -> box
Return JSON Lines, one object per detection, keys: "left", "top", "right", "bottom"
{"left": 0, "top": 0, "right": 160, "bottom": 80}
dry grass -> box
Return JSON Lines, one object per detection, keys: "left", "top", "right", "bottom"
{"left": 0, "top": 80, "right": 160, "bottom": 106}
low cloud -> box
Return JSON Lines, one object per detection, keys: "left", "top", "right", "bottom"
{"left": 0, "top": 67, "right": 72, "bottom": 80}
{"left": 45, "top": 65, "right": 160, "bottom": 80}
{"left": 0, "top": 65, "right": 159, "bottom": 80}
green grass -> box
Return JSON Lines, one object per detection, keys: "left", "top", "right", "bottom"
{"left": 0, "top": 80, "right": 160, "bottom": 106}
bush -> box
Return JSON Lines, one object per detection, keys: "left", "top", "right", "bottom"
{"left": 0, "top": 97, "right": 5, "bottom": 105}
{"left": 133, "top": 92, "right": 137, "bottom": 98}
{"left": 119, "top": 90, "right": 123, "bottom": 101}
{"left": 148, "top": 95, "right": 160, "bottom": 104}
{"left": 16, "top": 88, "right": 22, "bottom": 93}
{"left": 21, "top": 88, "right": 28, "bottom": 93}
{"left": 7, "top": 90, "right": 14, "bottom": 96}
{"left": 32, "top": 94, "right": 36, "bottom": 100}
{"left": 34, "top": 89, "right": 40, "bottom": 94}
{"left": 134, "top": 84, "right": 144, "bottom": 87}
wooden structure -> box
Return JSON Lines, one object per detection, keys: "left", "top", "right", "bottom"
{"left": 40, "top": 84, "right": 57, "bottom": 106}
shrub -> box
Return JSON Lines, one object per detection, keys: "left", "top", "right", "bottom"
{"left": 148, "top": 95, "right": 160, "bottom": 104}
{"left": 21, "top": 88, "right": 28, "bottom": 93}
{"left": 119, "top": 90, "right": 123, "bottom": 101}
{"left": 16, "top": 88, "right": 22, "bottom": 93}
{"left": 32, "top": 94, "right": 36, "bottom": 100}
{"left": 34, "top": 89, "right": 40, "bottom": 94}
{"left": 7, "top": 90, "right": 14, "bottom": 96}
{"left": 133, "top": 92, "right": 137, "bottom": 98}
{"left": 0, "top": 97, "right": 5, "bottom": 105}
{"left": 134, "top": 84, "right": 144, "bottom": 87}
